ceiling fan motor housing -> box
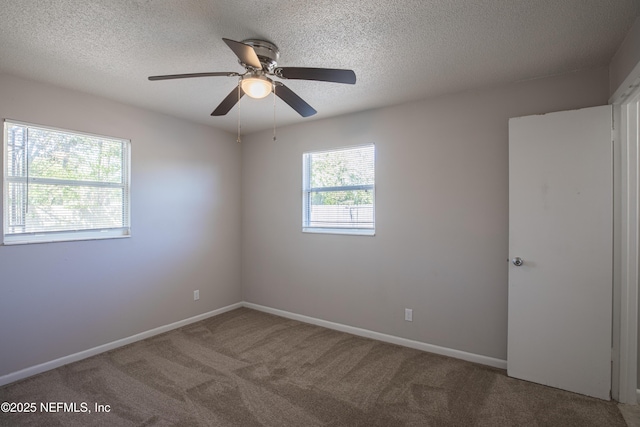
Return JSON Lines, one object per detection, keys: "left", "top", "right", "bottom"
{"left": 242, "top": 39, "right": 280, "bottom": 71}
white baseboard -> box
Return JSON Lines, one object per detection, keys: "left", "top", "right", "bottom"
{"left": 243, "top": 302, "right": 508, "bottom": 370}
{"left": 0, "top": 302, "right": 243, "bottom": 387}
{"left": 1, "top": 301, "right": 508, "bottom": 387}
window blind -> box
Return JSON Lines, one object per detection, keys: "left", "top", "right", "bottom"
{"left": 3, "top": 121, "right": 130, "bottom": 244}
{"left": 303, "top": 144, "right": 375, "bottom": 234}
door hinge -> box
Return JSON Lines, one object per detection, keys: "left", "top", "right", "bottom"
{"left": 611, "top": 105, "right": 615, "bottom": 130}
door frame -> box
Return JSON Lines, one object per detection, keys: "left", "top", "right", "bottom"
{"left": 610, "top": 61, "right": 640, "bottom": 404}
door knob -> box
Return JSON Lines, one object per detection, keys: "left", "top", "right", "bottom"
{"left": 512, "top": 257, "right": 524, "bottom": 267}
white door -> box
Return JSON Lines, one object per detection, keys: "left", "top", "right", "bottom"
{"left": 507, "top": 105, "right": 612, "bottom": 400}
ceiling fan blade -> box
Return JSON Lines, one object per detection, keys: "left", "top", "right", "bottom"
{"left": 274, "top": 83, "right": 317, "bottom": 117}
{"left": 275, "top": 67, "right": 356, "bottom": 84}
{"left": 211, "top": 86, "right": 245, "bottom": 116}
{"left": 222, "top": 38, "right": 262, "bottom": 69}
{"left": 148, "top": 72, "right": 238, "bottom": 81}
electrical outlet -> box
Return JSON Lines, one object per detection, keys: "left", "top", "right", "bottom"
{"left": 405, "top": 308, "right": 413, "bottom": 322}
{"left": 194, "top": 290, "right": 199, "bottom": 301}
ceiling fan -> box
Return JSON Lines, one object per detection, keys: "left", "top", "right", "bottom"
{"left": 148, "top": 38, "right": 356, "bottom": 118}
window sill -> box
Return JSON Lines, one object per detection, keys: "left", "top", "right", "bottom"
{"left": 3, "top": 229, "right": 131, "bottom": 245}
{"left": 302, "top": 227, "right": 375, "bottom": 236}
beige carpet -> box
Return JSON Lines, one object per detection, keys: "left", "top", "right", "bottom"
{"left": 0, "top": 307, "right": 627, "bottom": 426}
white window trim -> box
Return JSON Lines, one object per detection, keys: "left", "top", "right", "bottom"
{"left": 302, "top": 227, "right": 375, "bottom": 236}
{"left": 3, "top": 228, "right": 130, "bottom": 245}
{"left": 2, "top": 119, "right": 131, "bottom": 245}
{"left": 302, "top": 144, "right": 375, "bottom": 236}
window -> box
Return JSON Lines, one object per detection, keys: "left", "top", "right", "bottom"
{"left": 303, "top": 144, "right": 375, "bottom": 235}
{"left": 3, "top": 120, "right": 131, "bottom": 244}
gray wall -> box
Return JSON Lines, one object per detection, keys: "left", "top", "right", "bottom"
{"left": 610, "top": 16, "right": 640, "bottom": 98}
{"left": 0, "top": 74, "right": 242, "bottom": 377}
{"left": 241, "top": 67, "right": 609, "bottom": 361}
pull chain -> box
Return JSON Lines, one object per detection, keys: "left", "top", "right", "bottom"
{"left": 272, "top": 84, "right": 277, "bottom": 141}
{"left": 236, "top": 81, "right": 242, "bottom": 143}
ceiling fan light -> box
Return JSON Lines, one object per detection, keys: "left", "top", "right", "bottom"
{"left": 241, "top": 76, "right": 272, "bottom": 99}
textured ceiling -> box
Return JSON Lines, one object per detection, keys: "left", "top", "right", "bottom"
{"left": 0, "top": 1, "right": 638, "bottom": 134}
